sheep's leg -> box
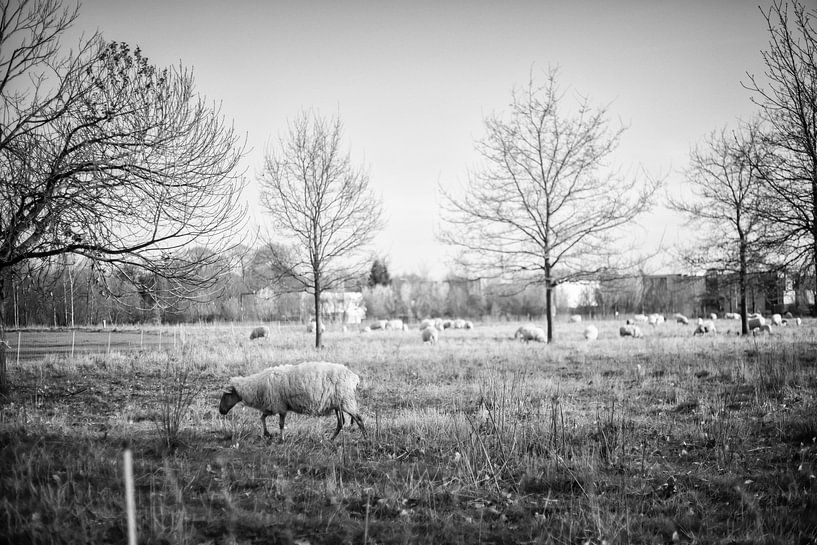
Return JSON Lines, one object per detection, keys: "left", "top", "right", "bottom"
{"left": 349, "top": 412, "right": 367, "bottom": 438}
{"left": 331, "top": 409, "right": 343, "bottom": 440}
{"left": 261, "top": 412, "right": 272, "bottom": 439}
{"left": 278, "top": 413, "right": 286, "bottom": 443}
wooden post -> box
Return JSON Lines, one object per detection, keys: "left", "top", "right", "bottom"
{"left": 71, "top": 330, "right": 75, "bottom": 359}
{"left": 16, "top": 332, "right": 21, "bottom": 367}
{"left": 107, "top": 331, "right": 112, "bottom": 354}
{"left": 123, "top": 448, "right": 137, "bottom": 545}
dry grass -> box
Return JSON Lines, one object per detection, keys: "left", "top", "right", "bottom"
{"left": 1, "top": 318, "right": 816, "bottom": 544}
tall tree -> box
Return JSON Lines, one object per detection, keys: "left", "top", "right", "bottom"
{"left": 368, "top": 257, "right": 391, "bottom": 287}
{"left": 669, "top": 122, "right": 771, "bottom": 335}
{"left": 258, "top": 111, "right": 383, "bottom": 348}
{"left": 744, "top": 0, "right": 817, "bottom": 313}
{"left": 0, "top": 0, "right": 247, "bottom": 393}
{"left": 440, "top": 69, "right": 657, "bottom": 342}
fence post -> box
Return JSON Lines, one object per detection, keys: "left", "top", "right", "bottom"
{"left": 123, "top": 448, "right": 137, "bottom": 545}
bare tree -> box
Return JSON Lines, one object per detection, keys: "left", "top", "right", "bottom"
{"left": 744, "top": 0, "right": 817, "bottom": 313}
{"left": 258, "top": 111, "right": 383, "bottom": 348}
{"left": 0, "top": 0, "right": 247, "bottom": 393}
{"left": 440, "top": 69, "right": 657, "bottom": 342}
{"left": 669, "top": 122, "right": 772, "bottom": 335}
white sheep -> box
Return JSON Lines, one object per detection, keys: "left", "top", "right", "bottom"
{"left": 753, "top": 324, "right": 773, "bottom": 336}
{"left": 421, "top": 326, "right": 438, "bottom": 344}
{"left": 619, "top": 325, "right": 642, "bottom": 338}
{"left": 219, "top": 361, "right": 366, "bottom": 441}
{"left": 419, "top": 318, "right": 435, "bottom": 330}
{"left": 306, "top": 320, "right": 326, "bottom": 334}
{"left": 570, "top": 314, "right": 582, "bottom": 323}
{"left": 464, "top": 320, "right": 474, "bottom": 329}
{"left": 724, "top": 312, "right": 740, "bottom": 320}
{"left": 369, "top": 320, "right": 387, "bottom": 330}
{"left": 249, "top": 326, "right": 270, "bottom": 340}
{"left": 693, "top": 319, "right": 716, "bottom": 336}
{"left": 771, "top": 313, "right": 783, "bottom": 326}
{"left": 452, "top": 318, "right": 467, "bottom": 329}
{"left": 747, "top": 316, "right": 765, "bottom": 330}
{"left": 648, "top": 313, "right": 664, "bottom": 326}
{"left": 709, "top": 313, "right": 718, "bottom": 321}
{"left": 674, "top": 313, "right": 689, "bottom": 325}
{"left": 584, "top": 324, "right": 598, "bottom": 340}
{"left": 633, "top": 314, "right": 648, "bottom": 323}
{"left": 385, "top": 319, "right": 404, "bottom": 330}
{"left": 514, "top": 324, "right": 546, "bottom": 342}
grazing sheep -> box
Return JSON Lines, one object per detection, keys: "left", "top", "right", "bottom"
{"left": 359, "top": 326, "right": 371, "bottom": 333}
{"left": 633, "top": 314, "right": 648, "bottom": 323}
{"left": 419, "top": 318, "right": 435, "bottom": 330}
{"left": 249, "top": 326, "right": 270, "bottom": 340}
{"left": 784, "top": 311, "right": 794, "bottom": 319}
{"left": 464, "top": 320, "right": 474, "bottom": 329}
{"left": 619, "top": 325, "right": 642, "bottom": 338}
{"left": 709, "top": 313, "right": 718, "bottom": 321}
{"left": 648, "top": 313, "right": 665, "bottom": 326}
{"left": 771, "top": 313, "right": 783, "bottom": 326}
{"left": 442, "top": 319, "right": 453, "bottom": 329}
{"left": 693, "top": 319, "right": 716, "bottom": 336}
{"left": 421, "top": 326, "right": 438, "bottom": 344}
{"left": 433, "top": 318, "right": 445, "bottom": 331}
{"left": 514, "top": 324, "right": 546, "bottom": 342}
{"left": 747, "top": 316, "right": 765, "bottom": 330}
{"left": 369, "top": 320, "right": 388, "bottom": 330}
{"left": 674, "top": 313, "right": 689, "bottom": 325}
{"left": 570, "top": 314, "right": 582, "bottom": 323}
{"left": 724, "top": 312, "right": 740, "bottom": 320}
{"left": 452, "top": 318, "right": 467, "bottom": 329}
{"left": 219, "top": 361, "right": 366, "bottom": 441}
{"left": 753, "top": 324, "right": 773, "bottom": 336}
{"left": 306, "top": 320, "right": 326, "bottom": 334}
{"left": 584, "top": 324, "right": 598, "bottom": 340}
{"left": 385, "top": 319, "right": 404, "bottom": 330}
{"left": 748, "top": 312, "right": 763, "bottom": 320}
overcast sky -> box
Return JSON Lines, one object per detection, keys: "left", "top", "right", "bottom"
{"left": 74, "top": 0, "right": 772, "bottom": 278}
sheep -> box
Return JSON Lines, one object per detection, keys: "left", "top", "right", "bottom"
{"left": 306, "top": 320, "right": 326, "bottom": 334}
{"left": 514, "top": 324, "right": 546, "bottom": 342}
{"left": 219, "top": 361, "right": 366, "bottom": 441}
{"left": 419, "top": 318, "right": 435, "bottom": 330}
{"left": 753, "top": 324, "right": 773, "bottom": 336}
{"left": 648, "top": 313, "right": 664, "bottom": 326}
{"left": 619, "top": 325, "right": 642, "bottom": 338}
{"left": 771, "top": 313, "right": 783, "bottom": 326}
{"left": 442, "top": 319, "right": 453, "bottom": 329}
{"left": 421, "top": 326, "right": 438, "bottom": 344}
{"left": 584, "top": 324, "right": 598, "bottom": 340}
{"left": 633, "top": 314, "right": 648, "bottom": 323}
{"left": 570, "top": 314, "right": 582, "bottom": 323}
{"left": 724, "top": 312, "right": 740, "bottom": 320}
{"left": 370, "top": 320, "right": 388, "bottom": 330}
{"left": 674, "top": 313, "right": 689, "bottom": 325}
{"left": 748, "top": 312, "right": 763, "bottom": 320}
{"left": 452, "top": 318, "right": 467, "bottom": 329}
{"left": 385, "top": 319, "right": 404, "bottom": 330}
{"left": 433, "top": 318, "right": 445, "bottom": 331}
{"left": 249, "top": 326, "right": 270, "bottom": 340}
{"left": 693, "top": 319, "right": 716, "bottom": 336}
{"left": 747, "top": 316, "right": 765, "bottom": 330}
{"left": 464, "top": 320, "right": 474, "bottom": 329}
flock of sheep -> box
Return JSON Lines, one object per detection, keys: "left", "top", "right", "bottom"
{"left": 619, "top": 310, "right": 802, "bottom": 338}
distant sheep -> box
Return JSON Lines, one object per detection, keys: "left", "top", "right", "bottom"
{"left": 709, "top": 313, "right": 718, "bottom": 321}
{"left": 219, "top": 361, "right": 366, "bottom": 441}
{"left": 464, "top": 320, "right": 474, "bottom": 329}
{"left": 570, "top": 314, "right": 582, "bottom": 323}
{"left": 584, "top": 324, "right": 598, "bottom": 340}
{"left": 748, "top": 312, "right": 763, "bottom": 320}
{"left": 421, "top": 326, "right": 438, "bottom": 344}
{"left": 306, "top": 320, "right": 326, "bottom": 334}
{"left": 784, "top": 311, "right": 794, "bottom": 319}
{"left": 648, "top": 313, "right": 665, "bottom": 326}
{"left": 385, "top": 319, "right": 404, "bottom": 330}
{"left": 633, "top": 314, "right": 648, "bottom": 323}
{"left": 753, "top": 324, "right": 773, "bottom": 336}
{"left": 420, "top": 319, "right": 435, "bottom": 330}
{"left": 452, "top": 319, "right": 467, "bottom": 329}
{"left": 674, "top": 313, "right": 689, "bottom": 325}
{"left": 619, "top": 325, "right": 642, "bottom": 338}
{"left": 771, "top": 313, "right": 783, "bottom": 326}
{"left": 369, "top": 320, "right": 387, "bottom": 331}
{"left": 249, "top": 326, "right": 270, "bottom": 340}
{"left": 724, "top": 312, "right": 740, "bottom": 320}
{"left": 747, "top": 316, "right": 765, "bottom": 330}
{"left": 514, "top": 324, "right": 546, "bottom": 342}
{"left": 693, "top": 319, "right": 716, "bottom": 336}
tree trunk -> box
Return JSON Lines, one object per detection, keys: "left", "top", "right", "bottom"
{"left": 0, "top": 271, "right": 8, "bottom": 396}
{"left": 313, "top": 274, "right": 322, "bottom": 349}
{"left": 545, "top": 281, "right": 553, "bottom": 343}
{"left": 739, "top": 239, "right": 749, "bottom": 336}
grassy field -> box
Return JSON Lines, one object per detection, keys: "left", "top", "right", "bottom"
{"left": 1, "top": 319, "right": 816, "bottom": 544}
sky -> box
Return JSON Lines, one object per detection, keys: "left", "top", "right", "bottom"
{"left": 72, "top": 0, "right": 774, "bottom": 279}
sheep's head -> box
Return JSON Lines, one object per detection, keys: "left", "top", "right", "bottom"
{"left": 219, "top": 384, "right": 242, "bottom": 415}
